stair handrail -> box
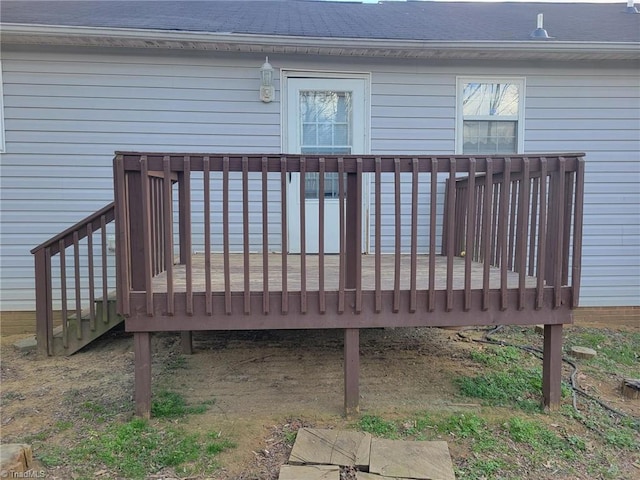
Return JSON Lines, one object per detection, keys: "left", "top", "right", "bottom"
{"left": 31, "top": 202, "right": 115, "bottom": 256}
{"left": 32, "top": 202, "right": 116, "bottom": 356}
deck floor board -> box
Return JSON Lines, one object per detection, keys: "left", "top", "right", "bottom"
{"left": 150, "top": 254, "right": 536, "bottom": 293}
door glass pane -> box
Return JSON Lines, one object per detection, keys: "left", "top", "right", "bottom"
{"left": 299, "top": 91, "right": 352, "bottom": 199}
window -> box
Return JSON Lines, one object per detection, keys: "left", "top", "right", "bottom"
{"left": 456, "top": 78, "right": 525, "bottom": 154}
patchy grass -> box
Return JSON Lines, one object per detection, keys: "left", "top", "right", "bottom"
{"left": 355, "top": 326, "right": 639, "bottom": 480}
{"left": 34, "top": 391, "right": 232, "bottom": 479}
{"left": 66, "top": 417, "right": 233, "bottom": 479}
{"left": 358, "top": 414, "right": 400, "bottom": 438}
{"left": 151, "top": 390, "right": 210, "bottom": 418}
{"left": 565, "top": 328, "right": 640, "bottom": 377}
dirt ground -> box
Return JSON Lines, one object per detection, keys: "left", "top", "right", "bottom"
{"left": 1, "top": 317, "right": 638, "bottom": 479}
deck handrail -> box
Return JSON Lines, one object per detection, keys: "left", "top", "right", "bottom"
{"left": 446, "top": 155, "right": 585, "bottom": 309}
{"left": 31, "top": 202, "right": 115, "bottom": 255}
{"left": 113, "top": 152, "right": 585, "bottom": 321}
{"left": 32, "top": 203, "right": 116, "bottom": 355}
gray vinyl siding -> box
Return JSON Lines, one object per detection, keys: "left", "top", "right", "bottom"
{"left": 1, "top": 49, "right": 283, "bottom": 309}
{"left": 1, "top": 47, "right": 638, "bottom": 310}
{"left": 525, "top": 71, "right": 640, "bottom": 307}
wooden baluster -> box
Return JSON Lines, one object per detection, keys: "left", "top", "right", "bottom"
{"left": 445, "top": 158, "right": 456, "bottom": 311}
{"left": 464, "top": 158, "right": 476, "bottom": 311}
{"left": 318, "top": 157, "right": 326, "bottom": 314}
{"left": 572, "top": 157, "right": 585, "bottom": 308}
{"left": 262, "top": 157, "right": 270, "bottom": 315}
{"left": 163, "top": 156, "right": 175, "bottom": 316}
{"left": 338, "top": 157, "right": 345, "bottom": 314}
{"left": 101, "top": 216, "right": 109, "bottom": 324}
{"left": 393, "top": 158, "right": 401, "bottom": 313}
{"left": 300, "top": 157, "right": 307, "bottom": 314}
{"left": 59, "top": 239, "right": 68, "bottom": 349}
{"left": 481, "top": 159, "right": 493, "bottom": 311}
{"left": 203, "top": 156, "right": 212, "bottom": 315}
{"left": 242, "top": 156, "right": 251, "bottom": 315}
{"left": 536, "top": 158, "right": 548, "bottom": 310}
{"left": 428, "top": 158, "right": 437, "bottom": 312}
{"left": 408, "top": 158, "right": 418, "bottom": 313}
{"left": 183, "top": 156, "right": 193, "bottom": 316}
{"left": 87, "top": 223, "right": 96, "bottom": 331}
{"left": 140, "top": 156, "right": 154, "bottom": 316}
{"left": 518, "top": 158, "right": 531, "bottom": 310}
{"left": 499, "top": 158, "right": 511, "bottom": 311}
{"left": 280, "top": 157, "right": 289, "bottom": 314}
{"left": 374, "top": 157, "right": 382, "bottom": 313}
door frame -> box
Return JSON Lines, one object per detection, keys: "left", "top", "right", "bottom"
{"left": 281, "top": 69, "right": 372, "bottom": 253}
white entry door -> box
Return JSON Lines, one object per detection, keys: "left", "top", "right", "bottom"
{"left": 286, "top": 77, "right": 368, "bottom": 253}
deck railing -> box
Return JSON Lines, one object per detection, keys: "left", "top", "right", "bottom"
{"left": 445, "top": 156, "right": 585, "bottom": 312}
{"left": 31, "top": 203, "right": 117, "bottom": 356}
{"left": 113, "top": 153, "right": 585, "bottom": 327}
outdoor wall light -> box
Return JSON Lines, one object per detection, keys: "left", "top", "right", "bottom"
{"left": 260, "top": 56, "right": 275, "bottom": 103}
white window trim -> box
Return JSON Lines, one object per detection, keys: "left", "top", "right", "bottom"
{"left": 0, "top": 62, "right": 5, "bottom": 153}
{"left": 455, "top": 76, "right": 526, "bottom": 155}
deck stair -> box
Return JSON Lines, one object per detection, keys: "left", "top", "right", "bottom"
{"left": 32, "top": 202, "right": 119, "bottom": 357}
{"left": 51, "top": 293, "right": 122, "bottom": 356}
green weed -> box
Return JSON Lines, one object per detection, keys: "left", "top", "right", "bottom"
{"left": 470, "top": 345, "right": 522, "bottom": 367}
{"left": 54, "top": 420, "right": 73, "bottom": 432}
{"left": 465, "top": 458, "right": 506, "bottom": 478}
{"left": 455, "top": 366, "right": 543, "bottom": 411}
{"left": 151, "top": 391, "right": 208, "bottom": 418}
{"left": 358, "top": 414, "right": 399, "bottom": 438}
{"left": 67, "top": 418, "right": 234, "bottom": 479}
{"left": 164, "top": 355, "right": 188, "bottom": 371}
{"left": 37, "top": 445, "right": 64, "bottom": 467}
{"left": 205, "top": 436, "right": 237, "bottom": 455}
{"left": 437, "top": 413, "right": 498, "bottom": 453}
{"left": 507, "top": 417, "right": 585, "bottom": 461}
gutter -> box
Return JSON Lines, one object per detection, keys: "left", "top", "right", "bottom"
{"left": 1, "top": 23, "right": 639, "bottom": 61}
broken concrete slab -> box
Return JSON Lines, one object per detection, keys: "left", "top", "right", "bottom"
{"left": 278, "top": 464, "right": 340, "bottom": 480}
{"left": 571, "top": 346, "right": 597, "bottom": 359}
{"left": 356, "top": 472, "right": 413, "bottom": 480}
{"left": 289, "top": 428, "right": 371, "bottom": 469}
{"left": 12, "top": 337, "right": 37, "bottom": 352}
{"left": 0, "top": 444, "right": 33, "bottom": 473}
{"left": 369, "top": 439, "right": 455, "bottom": 480}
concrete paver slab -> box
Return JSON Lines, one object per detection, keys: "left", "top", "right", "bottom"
{"left": 278, "top": 464, "right": 340, "bottom": 480}
{"left": 356, "top": 472, "right": 413, "bottom": 480}
{"left": 289, "top": 428, "right": 371, "bottom": 468}
{"left": 0, "top": 444, "right": 33, "bottom": 473}
{"left": 369, "top": 438, "right": 455, "bottom": 480}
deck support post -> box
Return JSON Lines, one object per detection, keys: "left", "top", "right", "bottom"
{"left": 343, "top": 171, "right": 361, "bottom": 418}
{"left": 34, "top": 248, "right": 51, "bottom": 357}
{"left": 542, "top": 324, "right": 563, "bottom": 410}
{"left": 134, "top": 331, "right": 152, "bottom": 419}
{"left": 181, "top": 331, "right": 193, "bottom": 355}
{"left": 344, "top": 328, "right": 360, "bottom": 418}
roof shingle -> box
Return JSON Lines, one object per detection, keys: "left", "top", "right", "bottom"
{"left": 2, "top": 0, "right": 639, "bottom": 43}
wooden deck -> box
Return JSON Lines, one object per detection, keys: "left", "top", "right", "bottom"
{"left": 33, "top": 152, "right": 585, "bottom": 417}
{"left": 151, "top": 253, "right": 537, "bottom": 293}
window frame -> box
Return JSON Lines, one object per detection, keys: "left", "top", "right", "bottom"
{"left": 455, "top": 76, "right": 526, "bottom": 155}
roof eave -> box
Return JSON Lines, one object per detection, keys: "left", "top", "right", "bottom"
{"left": 1, "top": 23, "right": 639, "bottom": 61}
